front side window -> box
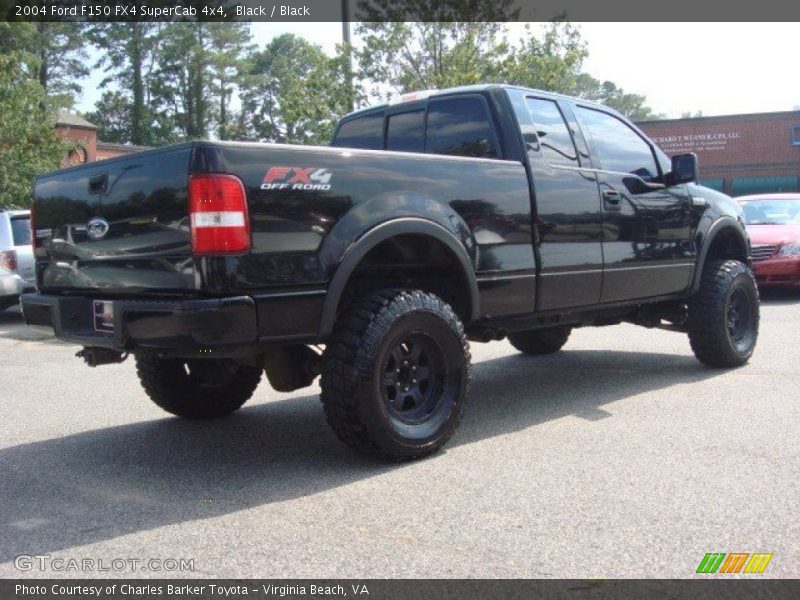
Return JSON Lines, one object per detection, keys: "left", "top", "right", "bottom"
{"left": 331, "top": 114, "right": 384, "bottom": 150}
{"left": 576, "top": 106, "right": 658, "bottom": 179}
{"left": 425, "top": 97, "right": 498, "bottom": 158}
{"left": 525, "top": 97, "right": 578, "bottom": 167}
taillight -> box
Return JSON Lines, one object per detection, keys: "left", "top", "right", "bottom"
{"left": 0, "top": 249, "right": 17, "bottom": 271}
{"left": 188, "top": 174, "right": 250, "bottom": 255}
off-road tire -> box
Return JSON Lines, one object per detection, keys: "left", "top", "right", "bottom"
{"left": 135, "top": 356, "right": 262, "bottom": 418}
{"left": 321, "top": 289, "right": 470, "bottom": 461}
{"left": 508, "top": 326, "right": 572, "bottom": 355}
{"left": 688, "top": 259, "right": 759, "bottom": 368}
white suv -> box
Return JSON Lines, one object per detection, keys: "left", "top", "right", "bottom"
{"left": 0, "top": 209, "right": 35, "bottom": 310}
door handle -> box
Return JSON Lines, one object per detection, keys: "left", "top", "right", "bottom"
{"left": 602, "top": 189, "right": 621, "bottom": 205}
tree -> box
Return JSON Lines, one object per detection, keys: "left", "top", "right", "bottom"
{"left": 0, "top": 22, "right": 36, "bottom": 55}
{"left": 208, "top": 23, "right": 253, "bottom": 140}
{"left": 502, "top": 23, "right": 587, "bottom": 95}
{"left": 571, "top": 73, "right": 664, "bottom": 121}
{"left": 355, "top": 18, "right": 660, "bottom": 121}
{"left": 0, "top": 52, "right": 71, "bottom": 209}
{"left": 82, "top": 91, "right": 132, "bottom": 144}
{"left": 238, "top": 34, "right": 353, "bottom": 144}
{"left": 32, "top": 23, "right": 89, "bottom": 108}
{"left": 151, "top": 22, "right": 214, "bottom": 140}
{"left": 357, "top": 22, "right": 510, "bottom": 101}
{"left": 88, "top": 23, "right": 163, "bottom": 146}
{"left": 0, "top": 22, "right": 88, "bottom": 109}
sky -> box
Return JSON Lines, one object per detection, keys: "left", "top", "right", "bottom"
{"left": 76, "top": 22, "right": 800, "bottom": 118}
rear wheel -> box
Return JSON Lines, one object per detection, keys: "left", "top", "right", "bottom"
{"left": 687, "top": 260, "right": 759, "bottom": 367}
{"left": 135, "top": 356, "right": 261, "bottom": 418}
{"left": 508, "top": 326, "right": 572, "bottom": 355}
{"left": 320, "top": 289, "right": 470, "bottom": 461}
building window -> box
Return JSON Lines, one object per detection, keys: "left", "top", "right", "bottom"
{"left": 698, "top": 178, "right": 725, "bottom": 192}
{"left": 67, "top": 145, "right": 87, "bottom": 166}
{"left": 792, "top": 125, "right": 800, "bottom": 146}
{"left": 731, "top": 176, "right": 799, "bottom": 196}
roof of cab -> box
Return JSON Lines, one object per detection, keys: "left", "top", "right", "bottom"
{"left": 339, "top": 83, "right": 611, "bottom": 121}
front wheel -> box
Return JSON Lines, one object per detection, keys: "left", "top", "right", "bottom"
{"left": 320, "top": 290, "right": 470, "bottom": 461}
{"left": 135, "top": 356, "right": 262, "bottom": 418}
{"left": 687, "top": 260, "right": 759, "bottom": 368}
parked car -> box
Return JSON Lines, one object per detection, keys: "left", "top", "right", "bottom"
{"left": 22, "top": 84, "right": 759, "bottom": 460}
{"left": 737, "top": 193, "right": 800, "bottom": 287}
{"left": 0, "top": 209, "right": 35, "bottom": 310}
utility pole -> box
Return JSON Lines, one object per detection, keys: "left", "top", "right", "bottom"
{"left": 341, "top": 0, "right": 354, "bottom": 112}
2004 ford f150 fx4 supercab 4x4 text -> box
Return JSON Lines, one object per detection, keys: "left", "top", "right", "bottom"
{"left": 22, "top": 85, "right": 759, "bottom": 460}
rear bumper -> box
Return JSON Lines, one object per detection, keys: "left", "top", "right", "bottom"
{"left": 0, "top": 272, "right": 35, "bottom": 298}
{"left": 20, "top": 293, "right": 259, "bottom": 353}
{"left": 753, "top": 256, "right": 800, "bottom": 286}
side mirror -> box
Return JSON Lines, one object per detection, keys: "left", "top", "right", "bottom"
{"left": 666, "top": 153, "right": 698, "bottom": 186}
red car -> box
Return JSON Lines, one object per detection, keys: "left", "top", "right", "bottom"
{"left": 738, "top": 193, "right": 800, "bottom": 287}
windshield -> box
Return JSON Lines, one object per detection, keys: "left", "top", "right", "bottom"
{"left": 10, "top": 217, "right": 31, "bottom": 246}
{"left": 740, "top": 200, "right": 800, "bottom": 225}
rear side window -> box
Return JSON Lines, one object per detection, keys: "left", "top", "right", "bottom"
{"left": 576, "top": 106, "right": 658, "bottom": 179}
{"left": 332, "top": 114, "right": 384, "bottom": 150}
{"left": 10, "top": 217, "right": 31, "bottom": 246}
{"left": 525, "top": 98, "right": 578, "bottom": 167}
{"left": 425, "top": 97, "right": 498, "bottom": 158}
{"left": 387, "top": 111, "right": 425, "bottom": 153}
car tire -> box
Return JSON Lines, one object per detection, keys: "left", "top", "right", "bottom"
{"left": 320, "top": 289, "right": 470, "bottom": 461}
{"left": 687, "top": 259, "right": 759, "bottom": 368}
{"left": 135, "top": 356, "right": 262, "bottom": 418}
{"left": 508, "top": 326, "right": 572, "bottom": 355}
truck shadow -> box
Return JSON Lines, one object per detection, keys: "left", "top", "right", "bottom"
{"left": 0, "top": 307, "right": 58, "bottom": 343}
{"left": 0, "top": 349, "right": 717, "bottom": 563}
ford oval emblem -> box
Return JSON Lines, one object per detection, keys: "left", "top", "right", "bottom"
{"left": 86, "top": 217, "right": 110, "bottom": 240}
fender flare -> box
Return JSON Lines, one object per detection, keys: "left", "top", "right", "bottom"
{"left": 317, "top": 218, "right": 480, "bottom": 340}
{"left": 691, "top": 216, "right": 750, "bottom": 293}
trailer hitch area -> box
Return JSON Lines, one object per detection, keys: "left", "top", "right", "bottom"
{"left": 76, "top": 347, "right": 129, "bottom": 367}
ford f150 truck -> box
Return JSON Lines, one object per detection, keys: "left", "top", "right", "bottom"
{"left": 22, "top": 85, "right": 759, "bottom": 460}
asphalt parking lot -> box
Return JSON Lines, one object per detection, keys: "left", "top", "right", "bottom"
{"left": 1, "top": 290, "right": 798, "bottom": 579}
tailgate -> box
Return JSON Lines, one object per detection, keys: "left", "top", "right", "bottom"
{"left": 33, "top": 144, "right": 195, "bottom": 295}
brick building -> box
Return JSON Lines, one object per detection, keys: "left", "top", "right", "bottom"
{"left": 56, "top": 111, "right": 149, "bottom": 167}
{"left": 637, "top": 111, "right": 800, "bottom": 196}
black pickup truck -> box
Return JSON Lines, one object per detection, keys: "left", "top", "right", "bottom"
{"left": 23, "top": 84, "right": 759, "bottom": 460}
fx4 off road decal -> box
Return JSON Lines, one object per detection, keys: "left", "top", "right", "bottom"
{"left": 261, "top": 167, "right": 333, "bottom": 191}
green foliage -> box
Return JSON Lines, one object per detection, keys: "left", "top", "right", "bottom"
{"left": 208, "top": 23, "right": 253, "bottom": 141}
{"left": 0, "top": 52, "right": 71, "bottom": 209}
{"left": 0, "top": 21, "right": 87, "bottom": 110}
{"left": 3, "top": 16, "right": 662, "bottom": 154}
{"left": 357, "top": 22, "right": 511, "bottom": 101}
{"left": 238, "top": 34, "right": 354, "bottom": 144}
{"left": 502, "top": 23, "right": 587, "bottom": 95}
{"left": 82, "top": 91, "right": 132, "bottom": 144}
{"left": 87, "top": 23, "right": 164, "bottom": 146}
{"left": 151, "top": 22, "right": 213, "bottom": 140}
{"left": 357, "top": 20, "right": 658, "bottom": 121}
{"left": 570, "top": 73, "right": 664, "bottom": 121}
